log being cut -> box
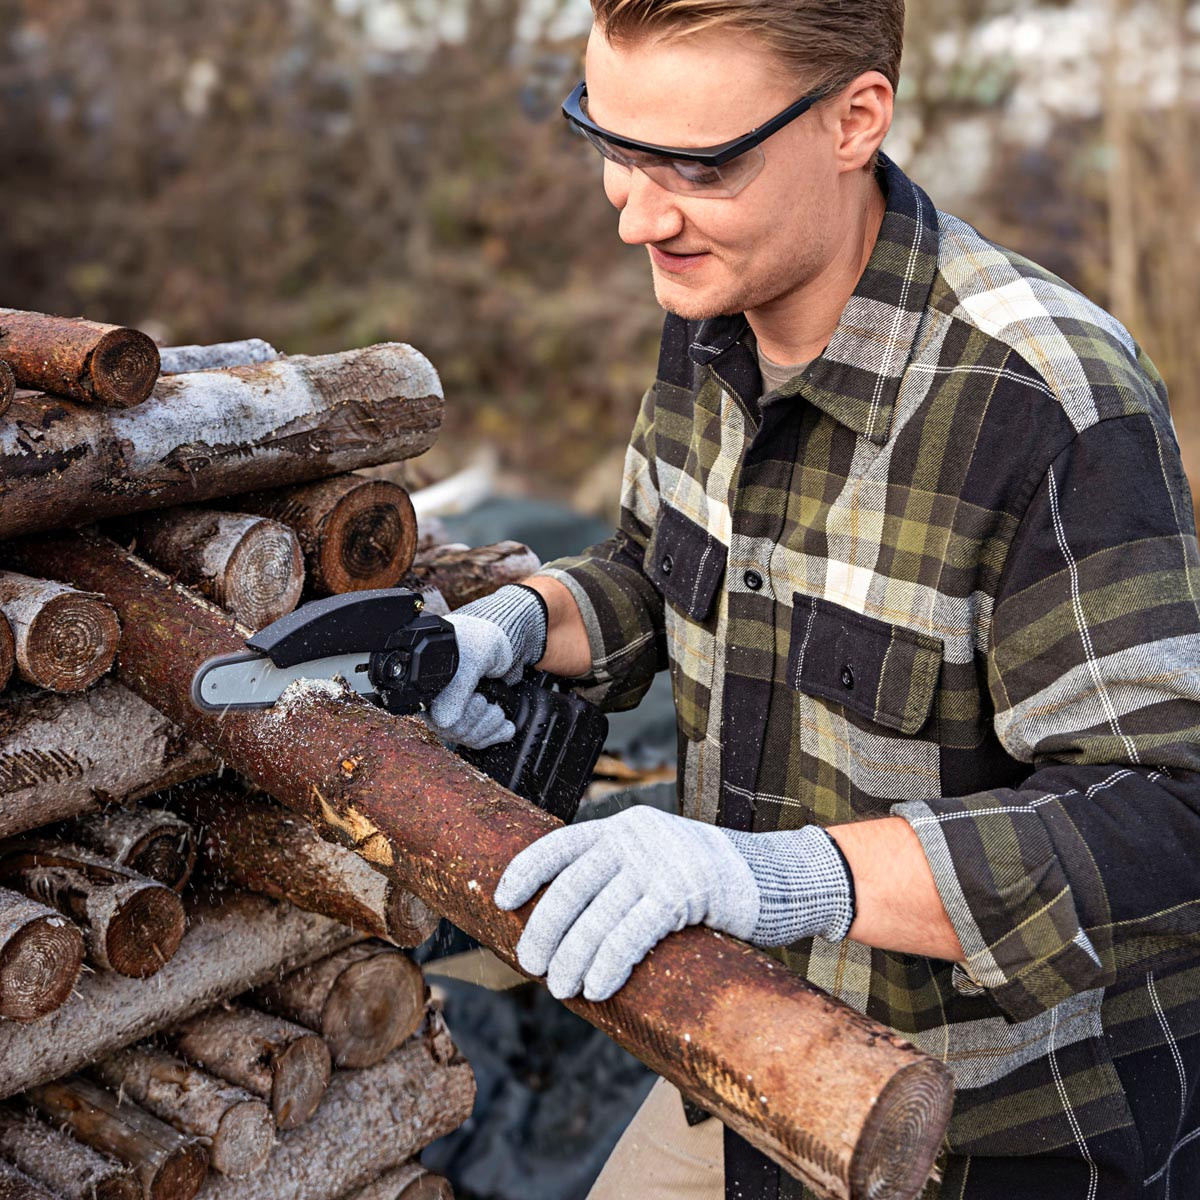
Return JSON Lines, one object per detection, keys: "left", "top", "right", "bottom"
{"left": 406, "top": 541, "right": 540, "bottom": 610}
{"left": 121, "top": 509, "right": 305, "bottom": 628}
{"left": 0, "top": 886, "right": 84, "bottom": 1022}
{"left": 0, "top": 892, "right": 359, "bottom": 1100}
{"left": 0, "top": 680, "right": 217, "bottom": 841}
{"left": 20, "top": 530, "right": 956, "bottom": 1200}
{"left": 194, "top": 1010, "right": 474, "bottom": 1200}
{"left": 182, "top": 785, "right": 437, "bottom": 945}
{"left": 0, "top": 309, "right": 160, "bottom": 408}
{"left": 224, "top": 474, "right": 418, "bottom": 595}
{"left": 171, "top": 1005, "right": 331, "bottom": 1131}
{"left": 0, "top": 573, "right": 119, "bottom": 692}
{"left": 0, "top": 1105, "right": 139, "bottom": 1200}
{"left": 252, "top": 942, "right": 426, "bottom": 1070}
{"left": 93, "top": 1047, "right": 274, "bottom": 1179}
{"left": 0, "top": 343, "right": 442, "bottom": 541}
{"left": 26, "top": 1076, "right": 208, "bottom": 1200}
{"left": 60, "top": 807, "right": 196, "bottom": 892}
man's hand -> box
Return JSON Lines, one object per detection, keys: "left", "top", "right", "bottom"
{"left": 493, "top": 806, "right": 855, "bottom": 1002}
{"left": 425, "top": 584, "right": 547, "bottom": 749}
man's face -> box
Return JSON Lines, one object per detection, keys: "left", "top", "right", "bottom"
{"left": 583, "top": 26, "right": 852, "bottom": 323}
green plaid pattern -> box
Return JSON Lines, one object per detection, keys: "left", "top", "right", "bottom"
{"left": 542, "top": 156, "right": 1200, "bottom": 1194}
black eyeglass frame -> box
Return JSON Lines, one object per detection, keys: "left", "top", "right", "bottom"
{"left": 561, "top": 80, "right": 830, "bottom": 167}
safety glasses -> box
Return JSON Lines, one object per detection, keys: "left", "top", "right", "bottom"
{"left": 561, "top": 80, "right": 828, "bottom": 198}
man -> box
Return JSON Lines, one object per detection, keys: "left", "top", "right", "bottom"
{"left": 426, "top": 2, "right": 1200, "bottom": 1197}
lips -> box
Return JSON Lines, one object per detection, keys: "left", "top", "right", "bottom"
{"left": 649, "top": 245, "right": 710, "bottom": 273}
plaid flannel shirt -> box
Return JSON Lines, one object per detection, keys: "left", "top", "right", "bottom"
{"left": 542, "top": 156, "right": 1200, "bottom": 1196}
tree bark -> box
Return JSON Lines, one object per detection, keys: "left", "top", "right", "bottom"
{"left": 339, "top": 1163, "right": 453, "bottom": 1200}
{"left": 0, "top": 310, "right": 160, "bottom": 408}
{"left": 0, "top": 843, "right": 185, "bottom": 978}
{"left": 93, "top": 1048, "right": 273, "bottom": 1180}
{"left": 0, "top": 361, "right": 13, "bottom": 420}
{"left": 0, "top": 886, "right": 83, "bottom": 1022}
{"left": 0, "top": 1159, "right": 59, "bottom": 1200}
{"left": 0, "top": 893, "right": 359, "bottom": 1101}
{"left": 407, "top": 542, "right": 540, "bottom": 610}
{"left": 0, "top": 681, "right": 217, "bottom": 841}
{"left": 224, "top": 476, "right": 417, "bottom": 595}
{"left": 0, "top": 1106, "right": 139, "bottom": 1200}
{"left": 0, "top": 575, "right": 119, "bottom": 693}
{"left": 59, "top": 809, "right": 196, "bottom": 893}
{"left": 121, "top": 510, "right": 304, "bottom": 629}
{"left": 252, "top": 943, "right": 426, "bottom": 1070}
{"left": 194, "top": 1010, "right": 473, "bottom": 1200}
{"left": 0, "top": 343, "right": 442, "bottom": 542}
{"left": 171, "top": 1006, "right": 331, "bottom": 1131}
{"left": 17, "top": 531, "right": 956, "bottom": 1200}
{"left": 0, "top": 615, "right": 13, "bottom": 695}
{"left": 181, "top": 787, "right": 437, "bottom": 945}
{"left": 158, "top": 343, "right": 280, "bottom": 375}
{"left": 26, "top": 1077, "right": 208, "bottom": 1200}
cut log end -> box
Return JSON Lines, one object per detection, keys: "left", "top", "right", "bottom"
{"left": 102, "top": 881, "right": 187, "bottom": 978}
{"left": 0, "top": 902, "right": 84, "bottom": 1022}
{"left": 146, "top": 1142, "right": 208, "bottom": 1200}
{"left": 224, "top": 521, "right": 305, "bottom": 628}
{"left": 318, "top": 481, "right": 418, "bottom": 594}
{"left": 385, "top": 889, "right": 440, "bottom": 949}
{"left": 26, "top": 592, "right": 120, "bottom": 692}
{"left": 212, "top": 1100, "right": 275, "bottom": 1179}
{"left": 322, "top": 952, "right": 426, "bottom": 1069}
{"left": 0, "top": 1159, "right": 60, "bottom": 1200}
{"left": 271, "top": 1032, "right": 332, "bottom": 1130}
{"left": 89, "top": 328, "right": 161, "bottom": 409}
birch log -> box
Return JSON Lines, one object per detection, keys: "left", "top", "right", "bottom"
{"left": 0, "top": 362, "right": 13, "bottom": 419}
{"left": 122, "top": 510, "right": 304, "bottom": 628}
{"left": 0, "top": 894, "right": 359, "bottom": 1100}
{"left": 0, "top": 1106, "right": 140, "bottom": 1200}
{"left": 0, "top": 681, "right": 217, "bottom": 841}
{"left": 183, "top": 787, "right": 437, "bottom": 945}
{"left": 92, "top": 1048, "right": 273, "bottom": 1179}
{"left": 59, "top": 809, "right": 196, "bottom": 892}
{"left": 252, "top": 944, "right": 426, "bottom": 1069}
{"left": 0, "top": 887, "right": 83, "bottom": 1021}
{"left": 171, "top": 1006, "right": 331, "bottom": 1131}
{"left": 158, "top": 342, "right": 280, "bottom": 375}
{"left": 0, "top": 1160, "right": 58, "bottom": 1200}
{"left": 0, "top": 575, "right": 119, "bottom": 692}
{"left": 0, "top": 310, "right": 159, "bottom": 408}
{"left": 194, "top": 1011, "right": 474, "bottom": 1200}
{"left": 0, "top": 844, "right": 185, "bottom": 978}
{"left": 340, "top": 1164, "right": 452, "bottom": 1200}
{"left": 0, "top": 343, "right": 442, "bottom": 541}
{"left": 223, "top": 476, "right": 418, "bottom": 595}
{"left": 26, "top": 1077, "right": 208, "bottom": 1200}
{"left": 406, "top": 542, "right": 540, "bottom": 610}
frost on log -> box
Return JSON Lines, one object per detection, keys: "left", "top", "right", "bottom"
{"left": 0, "top": 343, "right": 442, "bottom": 541}
{"left": 19, "top": 530, "right": 955, "bottom": 1200}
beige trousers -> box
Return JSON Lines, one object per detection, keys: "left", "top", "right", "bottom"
{"left": 587, "top": 1077, "right": 725, "bottom": 1200}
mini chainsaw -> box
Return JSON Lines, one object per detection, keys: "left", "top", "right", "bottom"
{"left": 191, "top": 589, "right": 608, "bottom": 824}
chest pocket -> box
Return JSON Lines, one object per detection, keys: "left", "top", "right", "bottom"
{"left": 787, "top": 593, "right": 942, "bottom": 735}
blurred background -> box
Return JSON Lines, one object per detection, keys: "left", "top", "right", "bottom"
{"left": 1, "top": 0, "right": 1197, "bottom": 520}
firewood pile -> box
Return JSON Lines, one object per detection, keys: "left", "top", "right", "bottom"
{"left": 0, "top": 307, "right": 544, "bottom": 1200}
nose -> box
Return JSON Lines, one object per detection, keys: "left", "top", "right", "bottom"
{"left": 605, "top": 163, "right": 685, "bottom": 247}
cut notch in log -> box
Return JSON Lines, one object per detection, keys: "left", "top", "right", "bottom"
{"left": 225, "top": 475, "right": 418, "bottom": 595}
{"left": 181, "top": 785, "right": 437, "bottom": 945}
{"left": 0, "top": 361, "right": 14, "bottom": 419}
{"left": 0, "top": 886, "right": 84, "bottom": 1022}
{"left": 93, "top": 1046, "right": 274, "bottom": 1179}
{"left": 0, "top": 843, "right": 186, "bottom": 978}
{"left": 120, "top": 509, "right": 304, "bottom": 629}
{"left": 406, "top": 541, "right": 541, "bottom": 610}
{"left": 0, "top": 574, "right": 119, "bottom": 693}
{"left": 0, "top": 1104, "right": 140, "bottom": 1200}
{"left": 0, "top": 309, "right": 160, "bottom": 408}
{"left": 252, "top": 942, "right": 426, "bottom": 1070}
{"left": 26, "top": 1076, "right": 208, "bottom": 1200}
{"left": 172, "top": 1004, "right": 331, "bottom": 1130}
{"left": 60, "top": 807, "right": 196, "bottom": 892}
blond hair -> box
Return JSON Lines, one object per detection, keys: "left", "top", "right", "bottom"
{"left": 590, "top": 0, "right": 904, "bottom": 94}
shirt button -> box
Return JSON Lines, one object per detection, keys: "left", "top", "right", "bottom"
{"left": 743, "top": 569, "right": 764, "bottom": 591}
{"left": 660, "top": 554, "right": 673, "bottom": 576}
{"left": 840, "top": 665, "right": 855, "bottom": 689}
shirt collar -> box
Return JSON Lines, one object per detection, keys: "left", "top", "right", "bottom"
{"left": 687, "top": 154, "right": 940, "bottom": 446}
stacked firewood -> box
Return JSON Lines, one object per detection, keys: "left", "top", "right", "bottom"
{"left": 0, "top": 308, "right": 543, "bottom": 1200}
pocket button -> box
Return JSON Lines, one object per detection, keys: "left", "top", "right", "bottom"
{"left": 661, "top": 554, "right": 674, "bottom": 576}
{"left": 840, "top": 665, "right": 855, "bottom": 690}
{"left": 743, "top": 569, "right": 764, "bottom": 591}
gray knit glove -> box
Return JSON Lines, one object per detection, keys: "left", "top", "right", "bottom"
{"left": 494, "top": 806, "right": 854, "bottom": 1002}
{"left": 424, "top": 584, "right": 547, "bottom": 750}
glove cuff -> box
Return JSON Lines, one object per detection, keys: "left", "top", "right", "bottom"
{"left": 719, "top": 825, "right": 855, "bottom": 946}
{"left": 456, "top": 584, "right": 548, "bottom": 677}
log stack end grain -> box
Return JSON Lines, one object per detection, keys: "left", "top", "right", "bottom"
{"left": 0, "top": 888, "right": 84, "bottom": 1022}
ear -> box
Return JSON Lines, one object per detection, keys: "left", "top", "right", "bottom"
{"left": 833, "top": 71, "right": 894, "bottom": 173}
